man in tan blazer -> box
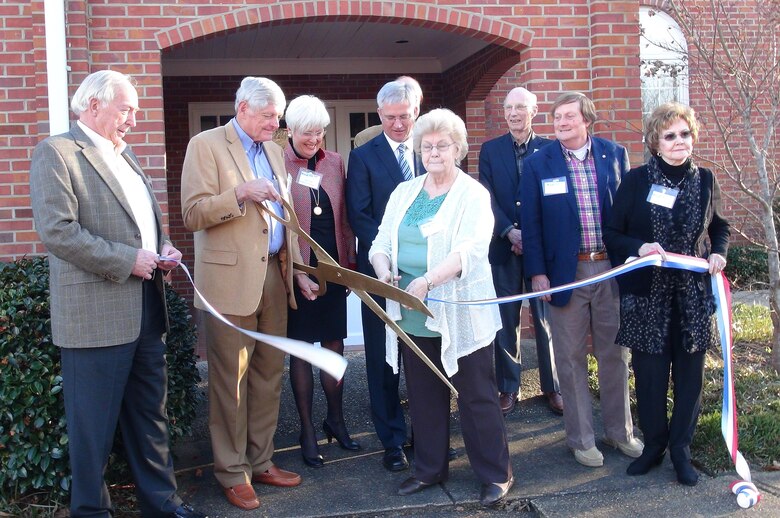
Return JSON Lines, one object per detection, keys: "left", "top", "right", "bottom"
{"left": 29, "top": 70, "right": 204, "bottom": 518}
{"left": 181, "top": 76, "right": 317, "bottom": 511}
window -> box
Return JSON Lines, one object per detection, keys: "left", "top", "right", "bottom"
{"left": 188, "top": 102, "right": 234, "bottom": 138}
{"left": 639, "top": 8, "right": 689, "bottom": 119}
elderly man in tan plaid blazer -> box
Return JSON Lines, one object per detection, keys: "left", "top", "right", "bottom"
{"left": 29, "top": 70, "right": 204, "bottom": 518}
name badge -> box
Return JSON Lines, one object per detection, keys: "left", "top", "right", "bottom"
{"left": 647, "top": 184, "right": 679, "bottom": 208}
{"left": 418, "top": 217, "right": 442, "bottom": 238}
{"left": 542, "top": 177, "right": 568, "bottom": 196}
{"left": 296, "top": 168, "right": 322, "bottom": 189}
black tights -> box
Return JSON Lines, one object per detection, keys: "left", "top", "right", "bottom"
{"left": 289, "top": 339, "right": 347, "bottom": 456}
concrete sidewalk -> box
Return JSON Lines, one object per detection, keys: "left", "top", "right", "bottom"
{"left": 170, "top": 341, "right": 780, "bottom": 517}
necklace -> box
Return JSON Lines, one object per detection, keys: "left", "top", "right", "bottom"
{"left": 311, "top": 187, "right": 322, "bottom": 216}
{"left": 661, "top": 172, "right": 686, "bottom": 189}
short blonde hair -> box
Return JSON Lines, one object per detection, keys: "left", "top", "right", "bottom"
{"left": 413, "top": 108, "right": 468, "bottom": 165}
{"left": 644, "top": 102, "right": 699, "bottom": 155}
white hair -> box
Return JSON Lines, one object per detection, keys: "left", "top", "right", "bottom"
{"left": 413, "top": 108, "right": 469, "bottom": 165}
{"left": 285, "top": 95, "right": 330, "bottom": 133}
{"left": 234, "top": 76, "right": 286, "bottom": 113}
{"left": 503, "top": 87, "right": 538, "bottom": 107}
{"left": 376, "top": 80, "right": 420, "bottom": 110}
{"left": 396, "top": 75, "right": 423, "bottom": 109}
{"left": 70, "top": 70, "right": 135, "bottom": 116}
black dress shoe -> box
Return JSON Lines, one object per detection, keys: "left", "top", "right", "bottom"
{"left": 673, "top": 459, "right": 699, "bottom": 486}
{"left": 397, "top": 477, "right": 435, "bottom": 496}
{"left": 479, "top": 476, "right": 514, "bottom": 507}
{"left": 323, "top": 419, "right": 361, "bottom": 451}
{"left": 382, "top": 446, "right": 409, "bottom": 472}
{"left": 172, "top": 503, "right": 207, "bottom": 518}
{"left": 626, "top": 450, "right": 665, "bottom": 476}
{"left": 302, "top": 451, "right": 324, "bottom": 468}
{"left": 448, "top": 447, "right": 458, "bottom": 461}
{"left": 299, "top": 433, "right": 324, "bottom": 468}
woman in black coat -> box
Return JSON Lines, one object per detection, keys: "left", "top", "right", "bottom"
{"left": 603, "top": 102, "right": 730, "bottom": 486}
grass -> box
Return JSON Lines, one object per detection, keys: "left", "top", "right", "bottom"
{"left": 589, "top": 301, "right": 780, "bottom": 475}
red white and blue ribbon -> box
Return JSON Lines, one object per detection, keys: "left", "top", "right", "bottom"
{"left": 428, "top": 251, "right": 759, "bottom": 507}
{"left": 162, "top": 257, "right": 347, "bottom": 381}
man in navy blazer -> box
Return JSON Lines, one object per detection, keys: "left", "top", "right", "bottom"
{"left": 521, "top": 92, "right": 641, "bottom": 469}
{"left": 346, "top": 79, "right": 421, "bottom": 472}
{"left": 478, "top": 87, "right": 562, "bottom": 417}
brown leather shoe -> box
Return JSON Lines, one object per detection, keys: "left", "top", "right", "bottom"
{"left": 223, "top": 483, "right": 260, "bottom": 510}
{"left": 499, "top": 391, "right": 519, "bottom": 415}
{"left": 252, "top": 465, "right": 302, "bottom": 487}
{"left": 545, "top": 391, "right": 564, "bottom": 415}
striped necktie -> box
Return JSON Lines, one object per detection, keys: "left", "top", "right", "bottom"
{"left": 397, "top": 143, "right": 413, "bottom": 182}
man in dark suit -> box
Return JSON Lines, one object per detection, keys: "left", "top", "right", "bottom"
{"left": 346, "top": 79, "right": 421, "bottom": 472}
{"left": 478, "top": 86, "right": 563, "bottom": 417}
{"left": 29, "top": 70, "right": 204, "bottom": 518}
{"left": 521, "top": 92, "right": 641, "bottom": 469}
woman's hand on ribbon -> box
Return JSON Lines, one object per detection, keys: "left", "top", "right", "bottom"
{"left": 708, "top": 253, "right": 727, "bottom": 275}
{"left": 638, "top": 242, "right": 667, "bottom": 262}
{"left": 405, "top": 277, "right": 429, "bottom": 306}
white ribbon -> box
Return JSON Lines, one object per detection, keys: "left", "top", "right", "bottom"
{"left": 164, "top": 257, "right": 347, "bottom": 381}
{"left": 429, "top": 252, "right": 759, "bottom": 507}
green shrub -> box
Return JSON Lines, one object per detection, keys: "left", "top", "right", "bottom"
{"left": 724, "top": 246, "right": 769, "bottom": 290}
{"left": 0, "top": 256, "right": 201, "bottom": 500}
{"left": 0, "top": 257, "right": 68, "bottom": 496}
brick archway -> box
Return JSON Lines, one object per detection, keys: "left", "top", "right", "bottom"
{"left": 155, "top": 1, "right": 533, "bottom": 53}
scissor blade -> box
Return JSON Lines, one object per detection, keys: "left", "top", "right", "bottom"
{"left": 294, "top": 261, "right": 433, "bottom": 318}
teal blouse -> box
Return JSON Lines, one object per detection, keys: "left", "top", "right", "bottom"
{"left": 396, "top": 189, "right": 447, "bottom": 337}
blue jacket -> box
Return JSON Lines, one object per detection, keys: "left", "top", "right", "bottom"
{"left": 520, "top": 137, "right": 630, "bottom": 306}
{"left": 478, "top": 132, "right": 552, "bottom": 265}
{"left": 346, "top": 133, "right": 422, "bottom": 275}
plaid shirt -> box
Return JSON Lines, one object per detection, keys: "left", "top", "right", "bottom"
{"left": 562, "top": 143, "right": 603, "bottom": 253}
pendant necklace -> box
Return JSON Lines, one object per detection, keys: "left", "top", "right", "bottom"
{"left": 661, "top": 172, "right": 686, "bottom": 189}
{"left": 312, "top": 187, "right": 322, "bottom": 216}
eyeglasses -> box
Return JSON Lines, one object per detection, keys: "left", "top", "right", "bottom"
{"left": 420, "top": 142, "right": 456, "bottom": 153}
{"left": 299, "top": 129, "right": 326, "bottom": 139}
{"left": 381, "top": 114, "right": 413, "bottom": 123}
{"left": 662, "top": 130, "right": 692, "bottom": 141}
{"left": 504, "top": 104, "right": 532, "bottom": 112}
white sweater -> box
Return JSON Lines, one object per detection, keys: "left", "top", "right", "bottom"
{"left": 369, "top": 170, "right": 501, "bottom": 377}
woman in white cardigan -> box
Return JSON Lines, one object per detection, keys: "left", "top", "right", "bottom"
{"left": 369, "top": 108, "right": 513, "bottom": 507}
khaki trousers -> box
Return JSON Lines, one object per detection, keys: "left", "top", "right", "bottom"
{"left": 205, "top": 256, "right": 288, "bottom": 488}
{"left": 548, "top": 260, "right": 634, "bottom": 451}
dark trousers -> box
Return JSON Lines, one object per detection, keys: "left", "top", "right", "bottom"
{"left": 631, "top": 304, "right": 706, "bottom": 463}
{"left": 401, "top": 337, "right": 511, "bottom": 485}
{"left": 361, "top": 296, "right": 407, "bottom": 449}
{"left": 61, "top": 281, "right": 179, "bottom": 518}
{"left": 492, "top": 253, "right": 558, "bottom": 393}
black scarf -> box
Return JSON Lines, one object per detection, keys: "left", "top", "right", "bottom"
{"left": 616, "top": 156, "right": 717, "bottom": 354}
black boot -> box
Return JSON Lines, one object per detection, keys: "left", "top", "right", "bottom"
{"left": 626, "top": 448, "right": 665, "bottom": 476}
{"left": 672, "top": 457, "right": 698, "bottom": 486}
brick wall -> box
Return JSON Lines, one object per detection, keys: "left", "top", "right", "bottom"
{"left": 4, "top": 0, "right": 769, "bottom": 275}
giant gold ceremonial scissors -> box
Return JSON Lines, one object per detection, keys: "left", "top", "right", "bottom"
{"left": 266, "top": 198, "right": 457, "bottom": 395}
